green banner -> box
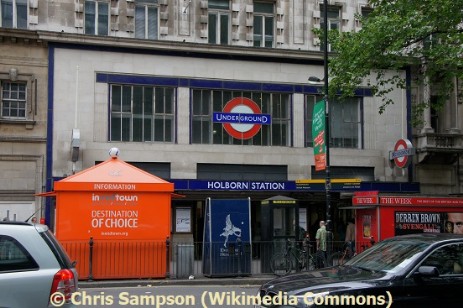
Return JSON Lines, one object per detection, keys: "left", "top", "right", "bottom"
{"left": 312, "top": 100, "right": 326, "bottom": 171}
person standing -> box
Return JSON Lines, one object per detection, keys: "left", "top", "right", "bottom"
{"left": 345, "top": 219, "right": 355, "bottom": 255}
{"left": 316, "top": 221, "right": 327, "bottom": 268}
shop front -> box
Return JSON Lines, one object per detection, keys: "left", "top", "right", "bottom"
{"left": 353, "top": 192, "right": 463, "bottom": 251}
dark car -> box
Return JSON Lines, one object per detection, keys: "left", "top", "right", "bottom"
{"left": 256, "top": 233, "right": 463, "bottom": 307}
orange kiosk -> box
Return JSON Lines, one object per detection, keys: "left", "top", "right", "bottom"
{"left": 46, "top": 151, "right": 174, "bottom": 280}
{"left": 353, "top": 192, "right": 463, "bottom": 251}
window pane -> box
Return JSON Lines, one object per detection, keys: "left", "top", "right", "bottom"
{"left": 264, "top": 16, "right": 273, "bottom": 47}
{"left": 133, "top": 116, "right": 143, "bottom": 141}
{"left": 208, "top": 13, "right": 217, "bottom": 44}
{"left": 135, "top": 6, "right": 146, "bottom": 39}
{"left": 154, "top": 118, "right": 164, "bottom": 141}
{"left": 209, "top": 0, "right": 229, "bottom": 10}
{"left": 111, "top": 85, "right": 121, "bottom": 112}
{"left": 165, "top": 118, "right": 173, "bottom": 142}
{"left": 133, "top": 86, "right": 143, "bottom": 114}
{"left": 0, "top": 236, "right": 39, "bottom": 272}
{"left": 121, "top": 116, "right": 131, "bottom": 141}
{"left": 85, "top": 1, "right": 96, "bottom": 34}
{"left": 253, "top": 16, "right": 262, "bottom": 46}
{"left": 155, "top": 88, "right": 164, "bottom": 113}
{"left": 165, "top": 88, "right": 174, "bottom": 114}
{"left": 1, "top": 0, "right": 13, "bottom": 28}
{"left": 144, "top": 87, "right": 153, "bottom": 115}
{"left": 122, "top": 86, "right": 132, "bottom": 112}
{"left": 16, "top": 0, "right": 27, "bottom": 29}
{"left": 98, "top": 3, "right": 109, "bottom": 35}
{"left": 254, "top": 2, "right": 273, "bottom": 13}
{"left": 220, "top": 14, "right": 229, "bottom": 45}
{"left": 111, "top": 114, "right": 121, "bottom": 141}
{"left": 144, "top": 117, "right": 152, "bottom": 141}
{"left": 147, "top": 7, "right": 158, "bottom": 39}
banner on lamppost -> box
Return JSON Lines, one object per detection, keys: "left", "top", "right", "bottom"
{"left": 312, "top": 99, "right": 326, "bottom": 171}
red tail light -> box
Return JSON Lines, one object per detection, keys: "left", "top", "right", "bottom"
{"left": 50, "top": 269, "right": 77, "bottom": 303}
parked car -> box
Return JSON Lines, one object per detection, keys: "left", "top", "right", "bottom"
{"left": 0, "top": 221, "right": 78, "bottom": 308}
{"left": 256, "top": 233, "right": 463, "bottom": 307}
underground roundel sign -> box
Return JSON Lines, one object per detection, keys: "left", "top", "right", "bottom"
{"left": 213, "top": 97, "right": 272, "bottom": 140}
{"left": 389, "top": 138, "right": 415, "bottom": 168}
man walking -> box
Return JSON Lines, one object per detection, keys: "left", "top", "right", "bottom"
{"left": 316, "top": 220, "right": 327, "bottom": 268}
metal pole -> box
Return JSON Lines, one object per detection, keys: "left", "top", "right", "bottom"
{"left": 323, "top": 0, "right": 333, "bottom": 263}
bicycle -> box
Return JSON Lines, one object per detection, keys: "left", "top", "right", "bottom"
{"left": 270, "top": 240, "right": 315, "bottom": 276}
{"left": 328, "top": 241, "right": 354, "bottom": 266}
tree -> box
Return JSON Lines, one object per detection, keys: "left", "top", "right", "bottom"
{"left": 326, "top": 0, "right": 463, "bottom": 121}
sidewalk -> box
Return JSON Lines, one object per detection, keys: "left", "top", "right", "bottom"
{"left": 79, "top": 274, "right": 275, "bottom": 289}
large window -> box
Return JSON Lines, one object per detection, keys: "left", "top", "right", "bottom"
{"left": 135, "top": 0, "right": 158, "bottom": 40}
{"left": 208, "top": 0, "right": 230, "bottom": 45}
{"left": 253, "top": 1, "right": 274, "bottom": 47}
{"left": 110, "top": 85, "right": 175, "bottom": 142}
{"left": 85, "top": 0, "right": 108, "bottom": 36}
{"left": 192, "top": 89, "right": 291, "bottom": 146}
{"left": 1, "top": 81, "right": 26, "bottom": 119}
{"left": 305, "top": 96, "right": 362, "bottom": 149}
{"left": 320, "top": 6, "right": 340, "bottom": 51}
{"left": 0, "top": 0, "right": 27, "bottom": 29}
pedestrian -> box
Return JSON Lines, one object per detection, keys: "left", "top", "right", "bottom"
{"left": 315, "top": 220, "right": 327, "bottom": 268}
{"left": 345, "top": 219, "right": 355, "bottom": 255}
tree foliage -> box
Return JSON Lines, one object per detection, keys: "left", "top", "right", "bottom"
{"left": 326, "top": 0, "right": 463, "bottom": 118}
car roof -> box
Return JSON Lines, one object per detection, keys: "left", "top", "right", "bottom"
{"left": 0, "top": 221, "right": 49, "bottom": 232}
{"left": 387, "top": 233, "right": 463, "bottom": 244}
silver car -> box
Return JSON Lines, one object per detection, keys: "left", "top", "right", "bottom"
{"left": 0, "top": 221, "right": 78, "bottom": 308}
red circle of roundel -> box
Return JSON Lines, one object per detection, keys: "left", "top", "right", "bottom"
{"left": 394, "top": 139, "right": 411, "bottom": 168}
{"left": 222, "top": 97, "right": 262, "bottom": 140}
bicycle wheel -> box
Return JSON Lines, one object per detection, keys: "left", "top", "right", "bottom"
{"left": 329, "top": 252, "right": 345, "bottom": 266}
{"left": 304, "top": 255, "right": 316, "bottom": 271}
{"left": 270, "top": 253, "right": 294, "bottom": 276}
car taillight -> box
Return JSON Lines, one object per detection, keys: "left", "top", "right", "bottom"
{"left": 50, "top": 269, "right": 76, "bottom": 303}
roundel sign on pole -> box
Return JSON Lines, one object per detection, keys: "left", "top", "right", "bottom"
{"left": 213, "top": 97, "right": 272, "bottom": 140}
{"left": 389, "top": 138, "right": 415, "bottom": 168}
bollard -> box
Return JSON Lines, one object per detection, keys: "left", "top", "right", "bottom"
{"left": 88, "top": 237, "right": 94, "bottom": 281}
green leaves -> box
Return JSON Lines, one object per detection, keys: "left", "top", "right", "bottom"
{"left": 327, "top": 0, "right": 463, "bottom": 120}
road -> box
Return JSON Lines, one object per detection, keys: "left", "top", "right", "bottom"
{"left": 70, "top": 285, "right": 260, "bottom": 308}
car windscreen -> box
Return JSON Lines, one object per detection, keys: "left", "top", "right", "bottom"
{"left": 40, "top": 230, "right": 74, "bottom": 269}
{"left": 345, "top": 239, "right": 428, "bottom": 274}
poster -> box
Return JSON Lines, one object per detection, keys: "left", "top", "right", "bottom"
{"left": 175, "top": 207, "right": 191, "bottom": 233}
{"left": 362, "top": 215, "right": 371, "bottom": 238}
{"left": 203, "top": 198, "right": 252, "bottom": 277}
{"left": 312, "top": 100, "right": 326, "bottom": 171}
{"left": 394, "top": 212, "right": 463, "bottom": 235}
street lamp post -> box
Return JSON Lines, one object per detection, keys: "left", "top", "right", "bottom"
{"left": 309, "top": 0, "right": 332, "bottom": 265}
{"left": 322, "top": 0, "right": 331, "bottom": 234}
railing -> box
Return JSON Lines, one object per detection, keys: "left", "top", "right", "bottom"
{"left": 60, "top": 239, "right": 377, "bottom": 280}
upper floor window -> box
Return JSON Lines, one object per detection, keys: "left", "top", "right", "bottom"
{"left": 192, "top": 89, "right": 290, "bottom": 146}
{"left": 1, "top": 81, "right": 26, "bottom": 119}
{"left": 305, "top": 96, "right": 362, "bottom": 149}
{"left": 253, "top": 1, "right": 274, "bottom": 47}
{"left": 208, "top": 0, "right": 230, "bottom": 45}
{"left": 110, "top": 85, "right": 175, "bottom": 142}
{"left": 0, "top": 0, "right": 27, "bottom": 29}
{"left": 320, "top": 6, "right": 340, "bottom": 51}
{"left": 85, "top": 0, "right": 108, "bottom": 36}
{"left": 135, "top": 0, "right": 158, "bottom": 40}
